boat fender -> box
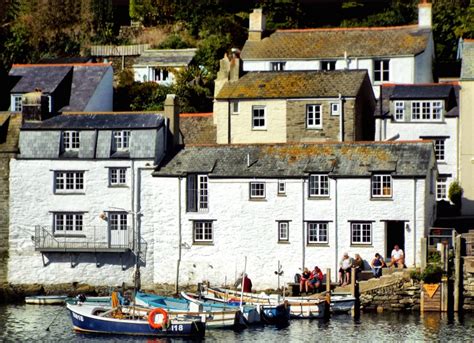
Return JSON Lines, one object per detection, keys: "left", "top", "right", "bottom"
{"left": 148, "top": 308, "right": 168, "bottom": 330}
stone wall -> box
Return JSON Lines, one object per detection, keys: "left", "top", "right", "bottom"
{"left": 180, "top": 114, "right": 217, "bottom": 145}
{"left": 463, "top": 256, "right": 474, "bottom": 311}
{"left": 360, "top": 279, "right": 421, "bottom": 312}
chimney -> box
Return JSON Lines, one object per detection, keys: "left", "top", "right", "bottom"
{"left": 249, "top": 8, "right": 266, "bottom": 41}
{"left": 21, "top": 90, "right": 50, "bottom": 122}
{"left": 214, "top": 53, "right": 242, "bottom": 97}
{"left": 418, "top": 0, "right": 432, "bottom": 28}
{"left": 164, "top": 94, "right": 180, "bottom": 148}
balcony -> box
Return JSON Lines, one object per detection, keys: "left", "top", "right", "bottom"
{"left": 34, "top": 225, "right": 134, "bottom": 253}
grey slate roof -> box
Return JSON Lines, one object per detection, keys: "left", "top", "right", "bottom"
{"left": 22, "top": 113, "right": 164, "bottom": 130}
{"left": 389, "top": 84, "right": 454, "bottom": 100}
{"left": 154, "top": 142, "right": 434, "bottom": 178}
{"left": 216, "top": 70, "right": 369, "bottom": 99}
{"left": 9, "top": 66, "right": 71, "bottom": 93}
{"left": 134, "top": 49, "right": 197, "bottom": 67}
{"left": 461, "top": 40, "right": 474, "bottom": 80}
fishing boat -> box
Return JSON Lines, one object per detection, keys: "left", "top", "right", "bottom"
{"left": 65, "top": 294, "right": 112, "bottom": 306}
{"left": 66, "top": 302, "right": 206, "bottom": 338}
{"left": 330, "top": 293, "right": 356, "bottom": 313}
{"left": 134, "top": 291, "right": 244, "bottom": 329}
{"left": 25, "top": 295, "right": 68, "bottom": 305}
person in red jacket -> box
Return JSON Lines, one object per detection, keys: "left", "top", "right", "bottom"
{"left": 307, "top": 266, "right": 324, "bottom": 293}
{"left": 242, "top": 273, "right": 252, "bottom": 293}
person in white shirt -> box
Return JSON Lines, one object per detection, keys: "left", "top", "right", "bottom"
{"left": 388, "top": 245, "right": 405, "bottom": 268}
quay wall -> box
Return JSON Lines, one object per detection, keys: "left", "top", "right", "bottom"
{"left": 463, "top": 257, "right": 474, "bottom": 311}
{"left": 360, "top": 279, "right": 422, "bottom": 312}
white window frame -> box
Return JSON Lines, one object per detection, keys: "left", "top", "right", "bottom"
{"left": 351, "top": 222, "right": 372, "bottom": 245}
{"left": 307, "top": 222, "right": 328, "bottom": 244}
{"left": 109, "top": 168, "right": 127, "bottom": 186}
{"left": 434, "top": 139, "right": 445, "bottom": 162}
{"left": 278, "top": 180, "right": 286, "bottom": 195}
{"left": 309, "top": 174, "right": 329, "bottom": 197}
{"left": 252, "top": 106, "right": 266, "bottom": 130}
{"left": 231, "top": 101, "right": 239, "bottom": 115}
{"left": 306, "top": 104, "right": 322, "bottom": 129}
{"left": 193, "top": 221, "right": 213, "bottom": 243}
{"left": 62, "top": 131, "right": 80, "bottom": 151}
{"left": 278, "top": 221, "right": 289, "bottom": 242}
{"left": 330, "top": 102, "right": 340, "bottom": 116}
{"left": 271, "top": 62, "right": 286, "bottom": 71}
{"left": 374, "top": 59, "right": 389, "bottom": 82}
{"left": 321, "top": 61, "right": 336, "bottom": 71}
{"left": 411, "top": 101, "right": 443, "bottom": 122}
{"left": 53, "top": 213, "right": 83, "bottom": 234}
{"left": 394, "top": 101, "right": 405, "bottom": 121}
{"left": 12, "top": 95, "right": 22, "bottom": 112}
{"left": 250, "top": 182, "right": 266, "bottom": 199}
{"left": 54, "top": 171, "right": 84, "bottom": 193}
{"left": 109, "top": 212, "right": 128, "bottom": 231}
{"left": 113, "top": 130, "right": 131, "bottom": 151}
{"left": 371, "top": 174, "right": 392, "bottom": 198}
{"left": 436, "top": 177, "right": 448, "bottom": 201}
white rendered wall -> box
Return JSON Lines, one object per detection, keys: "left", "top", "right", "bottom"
{"left": 8, "top": 159, "right": 153, "bottom": 286}
{"left": 134, "top": 66, "right": 176, "bottom": 85}
{"left": 415, "top": 36, "right": 435, "bottom": 83}
{"left": 85, "top": 67, "right": 113, "bottom": 111}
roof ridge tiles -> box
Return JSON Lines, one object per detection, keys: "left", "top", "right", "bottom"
{"left": 12, "top": 63, "right": 111, "bottom": 68}
{"left": 184, "top": 140, "right": 431, "bottom": 148}
{"left": 276, "top": 24, "right": 420, "bottom": 33}
{"left": 382, "top": 82, "right": 459, "bottom": 87}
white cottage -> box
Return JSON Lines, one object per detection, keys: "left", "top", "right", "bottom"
{"left": 375, "top": 83, "right": 459, "bottom": 202}
{"left": 143, "top": 141, "right": 437, "bottom": 289}
{"left": 241, "top": 2, "right": 434, "bottom": 98}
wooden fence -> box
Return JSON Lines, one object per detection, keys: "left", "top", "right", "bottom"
{"left": 90, "top": 44, "right": 150, "bottom": 57}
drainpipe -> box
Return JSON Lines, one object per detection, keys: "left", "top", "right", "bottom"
{"left": 227, "top": 101, "right": 231, "bottom": 144}
{"left": 334, "top": 178, "right": 338, "bottom": 281}
{"left": 413, "top": 179, "right": 417, "bottom": 267}
{"left": 175, "top": 176, "right": 183, "bottom": 294}
{"left": 131, "top": 159, "right": 138, "bottom": 289}
{"left": 339, "top": 94, "right": 344, "bottom": 141}
{"left": 302, "top": 178, "right": 305, "bottom": 270}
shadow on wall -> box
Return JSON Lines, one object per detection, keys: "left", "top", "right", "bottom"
{"left": 40, "top": 251, "right": 140, "bottom": 270}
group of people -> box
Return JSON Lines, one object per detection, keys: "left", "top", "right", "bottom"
{"left": 299, "top": 266, "right": 324, "bottom": 294}
{"left": 338, "top": 245, "right": 405, "bottom": 285}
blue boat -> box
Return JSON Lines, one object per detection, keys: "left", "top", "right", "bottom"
{"left": 67, "top": 303, "right": 205, "bottom": 338}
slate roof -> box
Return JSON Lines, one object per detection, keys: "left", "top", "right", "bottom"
{"left": 241, "top": 26, "right": 431, "bottom": 60}
{"left": 9, "top": 66, "right": 72, "bottom": 93}
{"left": 134, "top": 49, "right": 197, "bottom": 67}
{"left": 461, "top": 40, "right": 474, "bottom": 80}
{"left": 216, "top": 70, "right": 368, "bottom": 99}
{"left": 21, "top": 113, "right": 164, "bottom": 130}
{"left": 0, "top": 113, "right": 21, "bottom": 153}
{"left": 376, "top": 83, "right": 459, "bottom": 118}
{"left": 154, "top": 142, "right": 434, "bottom": 178}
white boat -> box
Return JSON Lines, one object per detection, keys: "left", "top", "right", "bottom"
{"left": 25, "top": 295, "right": 68, "bottom": 305}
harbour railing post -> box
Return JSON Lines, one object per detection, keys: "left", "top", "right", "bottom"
{"left": 326, "top": 268, "right": 331, "bottom": 293}
{"left": 454, "top": 234, "right": 462, "bottom": 312}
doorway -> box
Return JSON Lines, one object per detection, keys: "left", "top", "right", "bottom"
{"left": 386, "top": 221, "right": 405, "bottom": 261}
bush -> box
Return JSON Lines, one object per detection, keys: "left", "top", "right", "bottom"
{"left": 421, "top": 264, "right": 443, "bottom": 284}
{"left": 156, "top": 34, "right": 192, "bottom": 49}
{"left": 410, "top": 270, "right": 421, "bottom": 282}
{"left": 448, "top": 180, "right": 463, "bottom": 209}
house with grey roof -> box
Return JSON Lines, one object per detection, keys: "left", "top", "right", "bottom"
{"left": 375, "top": 83, "right": 459, "bottom": 202}
{"left": 213, "top": 59, "right": 376, "bottom": 144}
{"left": 241, "top": 2, "right": 434, "bottom": 98}
{"left": 133, "top": 48, "right": 197, "bottom": 85}
{"left": 8, "top": 63, "right": 113, "bottom": 113}
{"left": 144, "top": 141, "right": 437, "bottom": 288}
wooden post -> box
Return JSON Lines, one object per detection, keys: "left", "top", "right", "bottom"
{"left": 326, "top": 268, "right": 331, "bottom": 293}
{"left": 441, "top": 276, "right": 448, "bottom": 312}
{"left": 350, "top": 267, "right": 360, "bottom": 318}
{"left": 421, "top": 237, "right": 427, "bottom": 272}
{"left": 350, "top": 267, "right": 356, "bottom": 297}
{"left": 454, "top": 234, "right": 462, "bottom": 312}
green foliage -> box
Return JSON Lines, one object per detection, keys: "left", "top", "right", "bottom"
{"left": 410, "top": 270, "right": 421, "bottom": 281}
{"left": 421, "top": 264, "right": 443, "bottom": 284}
{"left": 195, "top": 34, "right": 232, "bottom": 79}
{"left": 341, "top": 0, "right": 417, "bottom": 27}
{"left": 427, "top": 250, "right": 441, "bottom": 264}
{"left": 256, "top": 0, "right": 301, "bottom": 30}
{"left": 156, "top": 34, "right": 192, "bottom": 49}
{"left": 174, "top": 66, "right": 212, "bottom": 113}
{"left": 448, "top": 180, "right": 463, "bottom": 208}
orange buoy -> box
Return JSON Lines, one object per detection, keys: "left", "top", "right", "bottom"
{"left": 147, "top": 308, "right": 168, "bottom": 329}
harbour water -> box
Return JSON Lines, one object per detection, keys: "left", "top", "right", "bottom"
{"left": 1, "top": 304, "right": 473, "bottom": 342}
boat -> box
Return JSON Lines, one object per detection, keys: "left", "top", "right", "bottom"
{"left": 134, "top": 291, "right": 244, "bottom": 329}
{"left": 66, "top": 302, "right": 206, "bottom": 338}
{"left": 65, "top": 295, "right": 112, "bottom": 306}
{"left": 25, "top": 295, "right": 68, "bottom": 305}
{"left": 330, "top": 293, "right": 356, "bottom": 314}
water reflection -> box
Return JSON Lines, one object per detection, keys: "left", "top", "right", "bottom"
{"left": 0, "top": 304, "right": 473, "bottom": 342}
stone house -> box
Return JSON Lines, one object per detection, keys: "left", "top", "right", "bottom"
{"left": 213, "top": 68, "right": 376, "bottom": 144}
{"left": 241, "top": 2, "right": 434, "bottom": 98}
{"left": 8, "top": 63, "right": 113, "bottom": 113}
{"left": 375, "top": 83, "right": 459, "bottom": 202}
{"left": 133, "top": 49, "right": 197, "bottom": 85}
{"left": 144, "top": 141, "right": 437, "bottom": 289}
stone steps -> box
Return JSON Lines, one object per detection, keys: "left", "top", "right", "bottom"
{"left": 333, "top": 268, "right": 414, "bottom": 293}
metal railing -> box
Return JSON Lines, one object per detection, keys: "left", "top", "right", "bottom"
{"left": 34, "top": 225, "right": 134, "bottom": 252}
{"left": 428, "top": 227, "right": 457, "bottom": 249}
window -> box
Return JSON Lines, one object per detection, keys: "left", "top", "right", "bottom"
{"left": 271, "top": 62, "right": 286, "bottom": 71}
{"left": 54, "top": 213, "right": 83, "bottom": 233}
{"left": 62, "top": 131, "right": 80, "bottom": 151}
{"left": 436, "top": 177, "right": 448, "bottom": 201}
{"left": 231, "top": 101, "right": 239, "bottom": 114}
{"left": 250, "top": 182, "right": 265, "bottom": 199}
{"left": 411, "top": 101, "right": 443, "bottom": 121}
{"left": 186, "top": 174, "right": 209, "bottom": 212}
{"left": 321, "top": 61, "right": 336, "bottom": 70}
{"left": 306, "top": 104, "right": 322, "bottom": 129}
{"left": 374, "top": 59, "right": 389, "bottom": 82}
{"left": 54, "top": 171, "right": 84, "bottom": 193}
{"left": 109, "top": 213, "right": 128, "bottom": 230}
{"left": 278, "top": 221, "right": 289, "bottom": 242}
{"left": 434, "top": 139, "right": 445, "bottom": 162}
{"left": 351, "top": 222, "right": 372, "bottom": 245}
{"left": 371, "top": 174, "right": 392, "bottom": 198}
{"left": 330, "top": 103, "right": 340, "bottom": 116}
{"left": 278, "top": 180, "right": 286, "bottom": 195}
{"left": 252, "top": 106, "right": 266, "bottom": 129}
{"left": 13, "top": 95, "right": 22, "bottom": 112}
{"left": 309, "top": 174, "right": 329, "bottom": 197}
{"left": 109, "top": 168, "right": 127, "bottom": 186}
{"left": 307, "top": 222, "right": 328, "bottom": 244}
{"left": 154, "top": 68, "right": 170, "bottom": 82}
{"left": 193, "top": 221, "right": 213, "bottom": 243}
{"left": 394, "top": 101, "right": 404, "bottom": 121}
{"left": 113, "top": 130, "right": 131, "bottom": 151}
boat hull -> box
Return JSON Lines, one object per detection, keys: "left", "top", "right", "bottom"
{"left": 25, "top": 295, "right": 68, "bottom": 305}
{"left": 259, "top": 303, "right": 291, "bottom": 327}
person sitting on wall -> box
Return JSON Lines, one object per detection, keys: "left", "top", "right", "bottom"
{"left": 353, "top": 253, "right": 364, "bottom": 280}
{"left": 338, "top": 252, "right": 353, "bottom": 286}
{"left": 371, "top": 253, "right": 386, "bottom": 278}
{"left": 300, "top": 267, "right": 311, "bottom": 294}
{"left": 307, "top": 266, "right": 324, "bottom": 293}
{"left": 388, "top": 245, "right": 405, "bottom": 269}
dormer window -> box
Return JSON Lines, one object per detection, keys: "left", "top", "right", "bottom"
{"left": 62, "top": 131, "right": 80, "bottom": 151}
{"left": 321, "top": 61, "right": 336, "bottom": 71}
{"left": 113, "top": 130, "right": 131, "bottom": 151}
{"left": 271, "top": 62, "right": 286, "bottom": 71}
{"left": 12, "top": 95, "right": 22, "bottom": 112}
{"left": 374, "top": 59, "right": 389, "bottom": 82}
{"left": 411, "top": 101, "right": 443, "bottom": 121}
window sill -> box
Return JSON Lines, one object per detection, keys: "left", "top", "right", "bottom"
{"left": 278, "top": 241, "right": 290, "bottom": 244}
{"left": 307, "top": 243, "right": 329, "bottom": 247}
{"left": 306, "top": 127, "right": 323, "bottom": 130}
{"left": 370, "top": 197, "right": 393, "bottom": 201}
{"left": 192, "top": 242, "right": 214, "bottom": 246}
{"left": 308, "top": 196, "right": 331, "bottom": 200}
{"left": 54, "top": 234, "right": 86, "bottom": 238}
{"left": 251, "top": 128, "right": 267, "bottom": 131}
{"left": 350, "top": 244, "right": 373, "bottom": 248}
{"left": 437, "top": 161, "right": 446, "bottom": 165}
{"left": 249, "top": 198, "right": 267, "bottom": 201}
{"left": 277, "top": 194, "right": 287, "bottom": 197}
{"left": 54, "top": 192, "right": 85, "bottom": 195}
{"left": 108, "top": 185, "right": 129, "bottom": 188}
